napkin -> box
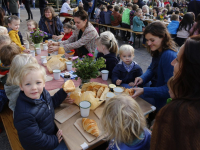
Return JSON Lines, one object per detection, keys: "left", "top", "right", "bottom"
{"left": 60, "top": 71, "right": 78, "bottom": 79}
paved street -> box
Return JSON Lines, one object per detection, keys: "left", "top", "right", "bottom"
{"left": 0, "top": 7, "right": 151, "bottom": 150}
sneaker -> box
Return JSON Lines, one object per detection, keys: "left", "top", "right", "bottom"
{"left": 128, "top": 41, "right": 131, "bottom": 44}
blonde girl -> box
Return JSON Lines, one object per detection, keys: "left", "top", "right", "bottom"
{"left": 7, "top": 15, "right": 30, "bottom": 53}
{"left": 142, "top": 5, "right": 149, "bottom": 15}
{"left": 0, "top": 35, "right": 11, "bottom": 50}
{"left": 4, "top": 54, "right": 38, "bottom": 112}
{"left": 24, "top": 20, "right": 38, "bottom": 44}
{"left": 96, "top": 31, "right": 119, "bottom": 78}
{"left": 101, "top": 94, "right": 151, "bottom": 150}
{"left": 112, "top": 45, "right": 143, "bottom": 88}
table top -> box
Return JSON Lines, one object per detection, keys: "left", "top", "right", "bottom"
{"left": 34, "top": 46, "right": 155, "bottom": 150}
{"left": 143, "top": 19, "right": 170, "bottom": 25}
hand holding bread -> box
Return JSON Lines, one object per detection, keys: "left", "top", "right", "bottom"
{"left": 62, "top": 80, "right": 75, "bottom": 93}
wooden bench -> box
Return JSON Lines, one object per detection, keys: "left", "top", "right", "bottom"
{"left": 0, "top": 104, "right": 24, "bottom": 150}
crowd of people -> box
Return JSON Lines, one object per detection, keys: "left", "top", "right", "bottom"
{"left": 0, "top": 0, "right": 200, "bottom": 150}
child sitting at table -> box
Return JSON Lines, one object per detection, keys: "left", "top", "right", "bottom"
{"left": 62, "top": 21, "right": 75, "bottom": 41}
{"left": 13, "top": 63, "right": 72, "bottom": 150}
{"left": 4, "top": 54, "right": 38, "bottom": 112}
{"left": 7, "top": 15, "right": 30, "bottom": 53}
{"left": 96, "top": 31, "right": 119, "bottom": 78}
{"left": 0, "top": 26, "right": 9, "bottom": 36}
{"left": 24, "top": 20, "right": 38, "bottom": 45}
{"left": 0, "top": 44, "right": 21, "bottom": 85}
{"left": 0, "top": 35, "right": 11, "bottom": 50}
{"left": 112, "top": 44, "right": 143, "bottom": 88}
{"left": 167, "top": 14, "right": 179, "bottom": 39}
{"left": 101, "top": 94, "right": 151, "bottom": 150}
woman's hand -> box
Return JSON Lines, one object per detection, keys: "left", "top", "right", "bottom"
{"left": 132, "top": 87, "right": 144, "bottom": 99}
{"left": 47, "top": 40, "right": 58, "bottom": 47}
{"left": 56, "top": 129, "right": 63, "bottom": 143}
{"left": 23, "top": 49, "right": 30, "bottom": 53}
{"left": 52, "top": 35, "right": 58, "bottom": 40}
{"left": 129, "top": 82, "right": 134, "bottom": 87}
{"left": 63, "top": 97, "right": 74, "bottom": 104}
{"left": 133, "top": 77, "right": 143, "bottom": 86}
{"left": 48, "top": 45, "right": 59, "bottom": 53}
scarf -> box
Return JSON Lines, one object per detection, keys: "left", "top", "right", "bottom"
{"left": 45, "top": 17, "right": 59, "bottom": 36}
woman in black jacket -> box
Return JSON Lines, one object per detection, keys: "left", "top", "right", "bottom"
{"left": 23, "top": 0, "right": 33, "bottom": 20}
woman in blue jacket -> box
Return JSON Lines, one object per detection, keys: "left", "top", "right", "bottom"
{"left": 132, "top": 22, "right": 177, "bottom": 110}
{"left": 39, "top": 6, "right": 64, "bottom": 41}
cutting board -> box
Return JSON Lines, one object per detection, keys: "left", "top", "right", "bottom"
{"left": 55, "top": 105, "right": 80, "bottom": 123}
{"left": 74, "top": 118, "right": 101, "bottom": 143}
{"left": 94, "top": 103, "right": 105, "bottom": 119}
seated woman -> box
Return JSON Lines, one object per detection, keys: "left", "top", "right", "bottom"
{"left": 48, "top": 6, "right": 99, "bottom": 57}
{"left": 39, "top": 6, "right": 64, "bottom": 41}
{"left": 132, "top": 22, "right": 177, "bottom": 111}
{"left": 151, "top": 35, "right": 200, "bottom": 150}
{"left": 60, "top": 0, "right": 74, "bottom": 17}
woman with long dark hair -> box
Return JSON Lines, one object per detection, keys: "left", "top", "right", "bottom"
{"left": 151, "top": 35, "right": 200, "bottom": 150}
{"left": 190, "top": 13, "right": 200, "bottom": 36}
{"left": 132, "top": 22, "right": 177, "bottom": 110}
{"left": 0, "top": 7, "right": 5, "bottom": 26}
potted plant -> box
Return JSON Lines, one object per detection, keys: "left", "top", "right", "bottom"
{"left": 73, "top": 52, "right": 106, "bottom": 87}
{"left": 30, "top": 28, "right": 47, "bottom": 49}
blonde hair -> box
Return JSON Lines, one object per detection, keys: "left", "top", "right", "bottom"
{"left": 44, "top": 6, "right": 57, "bottom": 18}
{"left": 142, "top": 5, "right": 149, "bottom": 14}
{"left": 6, "top": 54, "right": 38, "bottom": 86}
{"left": 119, "top": 44, "right": 135, "bottom": 55}
{"left": 96, "top": 31, "right": 118, "bottom": 55}
{"left": 0, "top": 35, "right": 11, "bottom": 45}
{"left": 0, "top": 26, "right": 7, "bottom": 35}
{"left": 101, "top": 94, "right": 146, "bottom": 147}
{"left": 19, "top": 63, "right": 46, "bottom": 85}
{"left": 27, "top": 20, "right": 38, "bottom": 29}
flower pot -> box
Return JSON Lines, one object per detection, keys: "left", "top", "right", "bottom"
{"left": 80, "top": 78, "right": 90, "bottom": 88}
{"left": 34, "top": 43, "right": 41, "bottom": 49}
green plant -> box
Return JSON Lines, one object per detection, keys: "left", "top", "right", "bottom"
{"left": 73, "top": 53, "right": 106, "bottom": 80}
{"left": 30, "top": 28, "right": 47, "bottom": 44}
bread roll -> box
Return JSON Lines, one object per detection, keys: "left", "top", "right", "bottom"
{"left": 62, "top": 80, "right": 75, "bottom": 93}
{"left": 124, "top": 88, "right": 134, "bottom": 96}
{"left": 82, "top": 118, "right": 99, "bottom": 137}
{"left": 97, "top": 87, "right": 104, "bottom": 98}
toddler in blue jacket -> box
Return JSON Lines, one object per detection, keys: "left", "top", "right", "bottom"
{"left": 101, "top": 94, "right": 151, "bottom": 150}
{"left": 112, "top": 44, "right": 143, "bottom": 88}
{"left": 14, "top": 63, "right": 73, "bottom": 150}
{"left": 167, "top": 14, "right": 179, "bottom": 38}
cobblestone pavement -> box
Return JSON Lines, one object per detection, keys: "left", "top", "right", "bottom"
{"left": 0, "top": 8, "right": 151, "bottom": 150}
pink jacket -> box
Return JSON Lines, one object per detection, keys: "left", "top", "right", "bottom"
{"left": 59, "top": 22, "right": 99, "bottom": 53}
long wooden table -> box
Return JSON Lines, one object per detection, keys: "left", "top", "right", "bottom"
{"left": 34, "top": 46, "right": 155, "bottom": 150}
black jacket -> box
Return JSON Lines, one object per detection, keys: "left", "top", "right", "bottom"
{"left": 39, "top": 0, "right": 47, "bottom": 8}
{"left": 132, "top": 0, "right": 145, "bottom": 8}
{"left": 14, "top": 88, "right": 67, "bottom": 150}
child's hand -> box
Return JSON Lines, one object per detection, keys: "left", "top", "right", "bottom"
{"left": 52, "top": 35, "right": 58, "bottom": 40}
{"left": 56, "top": 129, "right": 63, "bottom": 143}
{"left": 23, "top": 49, "right": 30, "bottom": 53}
{"left": 129, "top": 82, "right": 134, "bottom": 87}
{"left": 116, "top": 79, "right": 122, "bottom": 85}
{"left": 61, "top": 32, "right": 65, "bottom": 35}
{"left": 63, "top": 96, "right": 74, "bottom": 104}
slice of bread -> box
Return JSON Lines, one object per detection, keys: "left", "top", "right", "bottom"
{"left": 63, "top": 80, "right": 75, "bottom": 93}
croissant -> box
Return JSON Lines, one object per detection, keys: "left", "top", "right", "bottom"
{"left": 97, "top": 87, "right": 104, "bottom": 98}
{"left": 124, "top": 88, "right": 134, "bottom": 96}
{"left": 82, "top": 118, "right": 99, "bottom": 137}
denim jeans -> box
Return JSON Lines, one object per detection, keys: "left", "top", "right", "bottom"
{"left": 54, "top": 140, "right": 68, "bottom": 150}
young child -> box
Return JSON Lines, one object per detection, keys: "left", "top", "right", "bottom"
{"left": 5, "top": 54, "right": 38, "bottom": 112}
{"left": 142, "top": 5, "right": 149, "bottom": 15}
{"left": 175, "top": 13, "right": 194, "bottom": 46}
{"left": 121, "top": 3, "right": 133, "bottom": 42}
{"left": 167, "top": 14, "right": 179, "bottom": 38}
{"left": 129, "top": 4, "right": 139, "bottom": 45}
{"left": 0, "top": 44, "right": 21, "bottom": 85}
{"left": 62, "top": 21, "right": 75, "bottom": 41}
{"left": 99, "top": 6, "right": 106, "bottom": 24}
{"left": 0, "top": 35, "right": 11, "bottom": 50}
{"left": 7, "top": 15, "right": 30, "bottom": 53}
{"left": 13, "top": 63, "right": 72, "bottom": 149}
{"left": 152, "top": 7, "right": 158, "bottom": 18}
{"left": 0, "top": 26, "right": 9, "bottom": 36}
{"left": 24, "top": 20, "right": 38, "bottom": 45}
{"left": 111, "top": 5, "right": 122, "bottom": 36}
{"left": 96, "top": 31, "right": 119, "bottom": 78}
{"left": 112, "top": 45, "right": 143, "bottom": 88}
{"left": 104, "top": 5, "right": 113, "bottom": 25}
{"left": 94, "top": 4, "right": 101, "bottom": 22}
{"left": 101, "top": 94, "right": 151, "bottom": 150}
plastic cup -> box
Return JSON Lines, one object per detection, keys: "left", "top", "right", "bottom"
{"left": 24, "top": 43, "right": 29, "bottom": 49}
{"left": 30, "top": 50, "right": 35, "bottom": 57}
{"left": 43, "top": 44, "right": 48, "bottom": 51}
{"left": 36, "top": 48, "right": 41, "bottom": 55}
{"left": 41, "top": 56, "right": 47, "bottom": 63}
{"left": 101, "top": 70, "right": 109, "bottom": 80}
{"left": 53, "top": 51, "right": 58, "bottom": 55}
{"left": 66, "top": 61, "right": 72, "bottom": 71}
{"left": 113, "top": 87, "right": 124, "bottom": 95}
{"left": 79, "top": 101, "right": 91, "bottom": 117}
{"left": 53, "top": 69, "right": 61, "bottom": 80}
{"left": 106, "top": 92, "right": 115, "bottom": 101}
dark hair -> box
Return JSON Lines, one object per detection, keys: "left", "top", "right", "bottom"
{"left": 132, "top": 4, "right": 139, "bottom": 11}
{"left": 178, "top": 13, "right": 194, "bottom": 32}
{"left": 114, "top": 5, "right": 119, "bottom": 12}
{"left": 74, "top": 6, "right": 88, "bottom": 26}
{"left": 127, "top": 3, "right": 133, "bottom": 7}
{"left": 166, "top": 4, "right": 171, "bottom": 12}
{"left": 144, "top": 22, "right": 177, "bottom": 57}
{"left": 170, "top": 35, "right": 200, "bottom": 100}
{"left": 175, "top": 10, "right": 179, "bottom": 14}
{"left": 101, "top": 6, "right": 105, "bottom": 11}
{"left": 171, "top": 14, "right": 178, "bottom": 21}
{"left": 0, "top": 44, "right": 21, "bottom": 66}
{"left": 27, "top": 20, "right": 38, "bottom": 29}
{"left": 136, "top": 8, "right": 142, "bottom": 12}
{"left": 107, "top": 5, "right": 113, "bottom": 10}
{"left": 0, "top": 7, "right": 5, "bottom": 26}
{"left": 7, "top": 15, "right": 20, "bottom": 24}
{"left": 63, "top": 20, "right": 75, "bottom": 30}
{"left": 190, "top": 14, "right": 200, "bottom": 35}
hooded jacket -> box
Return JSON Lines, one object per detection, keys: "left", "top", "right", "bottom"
{"left": 14, "top": 88, "right": 67, "bottom": 150}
